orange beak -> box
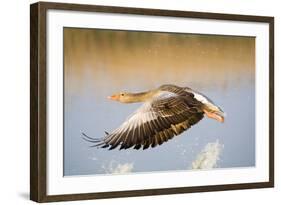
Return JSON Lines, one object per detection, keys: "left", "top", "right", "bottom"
{"left": 107, "top": 95, "right": 118, "bottom": 101}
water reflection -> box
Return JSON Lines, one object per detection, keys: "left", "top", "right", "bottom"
{"left": 63, "top": 28, "right": 255, "bottom": 176}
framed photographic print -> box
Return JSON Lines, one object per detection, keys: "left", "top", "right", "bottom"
{"left": 30, "top": 1, "right": 274, "bottom": 202}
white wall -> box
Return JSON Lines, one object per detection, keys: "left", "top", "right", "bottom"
{"left": 0, "top": 0, "right": 279, "bottom": 204}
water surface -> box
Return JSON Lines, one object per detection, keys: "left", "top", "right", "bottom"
{"left": 63, "top": 28, "right": 255, "bottom": 176}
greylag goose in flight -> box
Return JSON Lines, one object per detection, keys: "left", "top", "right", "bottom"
{"left": 82, "top": 84, "right": 224, "bottom": 150}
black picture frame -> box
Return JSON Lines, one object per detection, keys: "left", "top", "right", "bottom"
{"left": 30, "top": 1, "right": 274, "bottom": 202}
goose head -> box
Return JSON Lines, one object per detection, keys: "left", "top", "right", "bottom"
{"left": 108, "top": 90, "right": 156, "bottom": 103}
{"left": 108, "top": 92, "right": 133, "bottom": 103}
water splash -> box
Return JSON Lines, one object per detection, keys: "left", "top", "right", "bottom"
{"left": 102, "top": 161, "right": 134, "bottom": 174}
{"left": 191, "top": 140, "right": 223, "bottom": 170}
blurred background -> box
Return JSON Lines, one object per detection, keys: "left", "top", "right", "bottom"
{"left": 63, "top": 28, "right": 255, "bottom": 176}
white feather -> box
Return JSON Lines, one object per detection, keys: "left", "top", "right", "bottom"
{"left": 192, "top": 92, "right": 209, "bottom": 104}
{"left": 154, "top": 90, "right": 178, "bottom": 100}
{"left": 119, "top": 102, "right": 157, "bottom": 132}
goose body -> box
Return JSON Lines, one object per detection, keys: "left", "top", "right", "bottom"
{"left": 83, "top": 84, "right": 224, "bottom": 150}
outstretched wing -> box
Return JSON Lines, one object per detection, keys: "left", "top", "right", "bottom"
{"left": 83, "top": 91, "right": 204, "bottom": 150}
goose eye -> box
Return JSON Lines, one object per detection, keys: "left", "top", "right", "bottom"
{"left": 121, "top": 93, "right": 124, "bottom": 96}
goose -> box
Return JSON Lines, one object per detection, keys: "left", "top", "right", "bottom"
{"left": 82, "top": 84, "right": 225, "bottom": 150}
